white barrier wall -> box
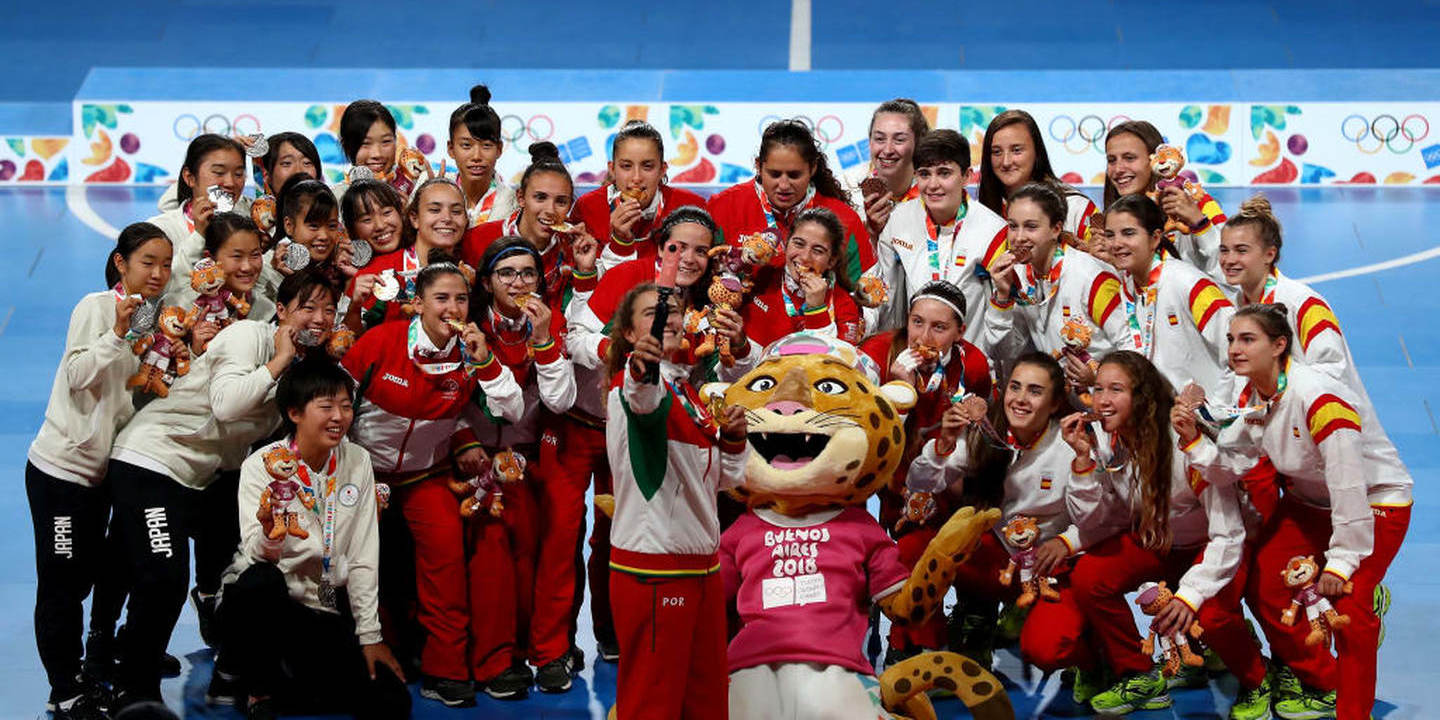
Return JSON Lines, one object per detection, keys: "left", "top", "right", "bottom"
{"left": 0, "top": 101, "right": 1435, "bottom": 187}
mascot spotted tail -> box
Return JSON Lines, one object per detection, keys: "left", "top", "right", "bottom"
{"left": 706, "top": 333, "right": 1013, "bottom": 720}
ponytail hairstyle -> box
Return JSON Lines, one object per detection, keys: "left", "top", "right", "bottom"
{"left": 340, "top": 179, "right": 406, "bottom": 239}
{"left": 961, "top": 352, "right": 1068, "bottom": 508}
{"left": 414, "top": 248, "right": 469, "bottom": 296}
{"left": 1102, "top": 120, "right": 1164, "bottom": 208}
{"left": 339, "top": 100, "right": 397, "bottom": 165}
{"left": 203, "top": 211, "right": 261, "bottom": 257}
{"left": 1227, "top": 193, "right": 1284, "bottom": 267}
{"left": 176, "top": 133, "right": 246, "bottom": 203}
{"left": 870, "top": 98, "right": 930, "bottom": 145}
{"left": 604, "top": 282, "right": 663, "bottom": 379}
{"left": 1105, "top": 193, "right": 1179, "bottom": 258}
{"left": 979, "top": 109, "right": 1071, "bottom": 216}
{"left": 106, "top": 222, "right": 170, "bottom": 288}
{"left": 519, "top": 141, "right": 573, "bottom": 196}
{"left": 611, "top": 119, "right": 665, "bottom": 160}
{"left": 275, "top": 173, "right": 338, "bottom": 244}
{"left": 1096, "top": 350, "right": 1175, "bottom": 553}
{"left": 472, "top": 235, "right": 547, "bottom": 315}
{"left": 757, "top": 120, "right": 849, "bottom": 207}
{"left": 1008, "top": 181, "right": 1076, "bottom": 247}
{"left": 402, "top": 178, "right": 469, "bottom": 248}
{"left": 259, "top": 132, "right": 322, "bottom": 190}
{"left": 1234, "top": 302, "right": 1294, "bottom": 358}
{"left": 448, "top": 84, "right": 502, "bottom": 144}
{"left": 792, "top": 206, "right": 855, "bottom": 295}
{"left": 912, "top": 129, "right": 971, "bottom": 173}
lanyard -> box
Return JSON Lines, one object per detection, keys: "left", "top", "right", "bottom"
{"left": 754, "top": 180, "right": 815, "bottom": 235}
{"left": 1210, "top": 358, "right": 1289, "bottom": 427}
{"left": 923, "top": 197, "right": 968, "bottom": 282}
{"left": 667, "top": 377, "right": 720, "bottom": 438}
{"left": 1243, "top": 269, "right": 1279, "bottom": 305}
{"left": 399, "top": 247, "right": 421, "bottom": 299}
{"left": 1014, "top": 244, "right": 1066, "bottom": 306}
{"left": 1122, "top": 254, "right": 1164, "bottom": 357}
{"left": 291, "top": 441, "right": 339, "bottom": 573}
{"left": 406, "top": 316, "right": 464, "bottom": 374}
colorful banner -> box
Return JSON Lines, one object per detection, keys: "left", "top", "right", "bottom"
{"left": 0, "top": 101, "right": 1434, "bottom": 187}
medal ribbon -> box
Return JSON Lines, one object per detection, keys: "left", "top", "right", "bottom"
{"left": 667, "top": 377, "right": 721, "bottom": 438}
{"left": 291, "top": 441, "right": 339, "bottom": 573}
{"left": 1014, "top": 244, "right": 1066, "bottom": 307}
{"left": 923, "top": 197, "right": 968, "bottom": 282}
{"left": 406, "top": 316, "right": 464, "bottom": 375}
{"left": 754, "top": 180, "right": 815, "bottom": 235}
{"left": 1122, "top": 253, "right": 1165, "bottom": 357}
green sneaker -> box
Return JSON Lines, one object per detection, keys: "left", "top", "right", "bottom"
{"left": 1070, "top": 665, "right": 1108, "bottom": 705}
{"left": 1271, "top": 663, "right": 1302, "bottom": 702}
{"left": 1090, "top": 669, "right": 1172, "bottom": 715}
{"left": 1274, "top": 686, "right": 1336, "bottom": 720}
{"left": 1167, "top": 662, "right": 1209, "bottom": 689}
{"left": 1229, "top": 674, "right": 1274, "bottom": 720}
{"left": 1373, "top": 583, "right": 1391, "bottom": 648}
{"left": 996, "top": 601, "right": 1029, "bottom": 644}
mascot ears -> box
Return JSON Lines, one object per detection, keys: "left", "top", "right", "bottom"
{"left": 879, "top": 380, "right": 918, "bottom": 413}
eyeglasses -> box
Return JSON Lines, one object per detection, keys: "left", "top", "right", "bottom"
{"left": 494, "top": 268, "right": 539, "bottom": 282}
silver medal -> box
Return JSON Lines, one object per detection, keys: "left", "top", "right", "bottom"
{"left": 128, "top": 296, "right": 160, "bottom": 335}
{"left": 245, "top": 133, "right": 268, "bottom": 158}
{"left": 348, "top": 165, "right": 374, "bottom": 183}
{"left": 317, "top": 576, "right": 337, "bottom": 609}
{"left": 373, "top": 271, "right": 400, "bottom": 302}
{"left": 283, "top": 241, "right": 311, "bottom": 271}
{"left": 207, "top": 185, "right": 236, "bottom": 213}
{"left": 295, "top": 328, "right": 325, "bottom": 347}
{"left": 348, "top": 239, "right": 374, "bottom": 268}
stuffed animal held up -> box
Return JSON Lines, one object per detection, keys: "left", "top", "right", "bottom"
{"left": 997, "top": 515, "right": 1061, "bottom": 609}
{"left": 127, "top": 306, "right": 194, "bottom": 397}
{"left": 1146, "top": 144, "right": 1208, "bottom": 235}
{"left": 1279, "top": 555, "right": 1352, "bottom": 650}
{"left": 260, "top": 446, "right": 314, "bottom": 540}
{"left": 454, "top": 449, "right": 528, "bottom": 518}
{"left": 1135, "top": 581, "right": 1205, "bottom": 677}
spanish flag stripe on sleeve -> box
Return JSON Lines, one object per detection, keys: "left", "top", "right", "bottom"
{"left": 1306, "top": 393, "right": 1362, "bottom": 445}
{"left": 1087, "top": 273, "right": 1122, "bottom": 326}
{"left": 1199, "top": 192, "right": 1228, "bottom": 226}
{"left": 979, "top": 227, "right": 1008, "bottom": 270}
{"left": 1186, "top": 467, "right": 1209, "bottom": 496}
{"left": 1297, "top": 296, "right": 1343, "bottom": 353}
{"left": 1188, "top": 280, "right": 1232, "bottom": 332}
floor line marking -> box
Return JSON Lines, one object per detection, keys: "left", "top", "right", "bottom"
{"left": 788, "top": 0, "right": 811, "bottom": 71}
{"left": 1297, "top": 244, "right": 1440, "bottom": 284}
{"left": 66, "top": 184, "right": 121, "bottom": 241}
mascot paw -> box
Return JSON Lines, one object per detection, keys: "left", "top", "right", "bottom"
{"left": 934, "top": 507, "right": 1003, "bottom": 562}
{"left": 880, "top": 651, "right": 1014, "bottom": 720}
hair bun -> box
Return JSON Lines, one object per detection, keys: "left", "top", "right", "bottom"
{"left": 1238, "top": 193, "right": 1273, "bottom": 218}
{"left": 469, "top": 84, "right": 491, "bottom": 105}
{"left": 1271, "top": 302, "right": 1288, "bottom": 316}
{"left": 528, "top": 141, "right": 561, "bottom": 163}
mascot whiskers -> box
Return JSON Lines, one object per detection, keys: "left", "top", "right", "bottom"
{"left": 705, "top": 333, "right": 1014, "bottom": 720}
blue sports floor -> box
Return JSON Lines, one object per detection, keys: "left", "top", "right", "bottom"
{"left": 0, "top": 185, "right": 1436, "bottom": 718}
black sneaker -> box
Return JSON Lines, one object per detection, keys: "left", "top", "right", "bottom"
{"left": 52, "top": 692, "right": 109, "bottom": 720}
{"left": 597, "top": 637, "right": 620, "bottom": 663}
{"left": 205, "top": 670, "right": 243, "bottom": 706}
{"left": 481, "top": 666, "right": 532, "bottom": 700}
{"left": 535, "top": 656, "right": 574, "bottom": 693}
{"left": 191, "top": 587, "right": 219, "bottom": 648}
{"left": 114, "top": 624, "right": 182, "bottom": 678}
{"left": 247, "top": 696, "right": 278, "bottom": 720}
{"left": 83, "top": 629, "right": 116, "bottom": 684}
{"left": 419, "top": 676, "right": 476, "bottom": 708}
{"left": 569, "top": 644, "right": 587, "bottom": 672}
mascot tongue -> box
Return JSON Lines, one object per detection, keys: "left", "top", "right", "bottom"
{"left": 771, "top": 455, "right": 813, "bottom": 469}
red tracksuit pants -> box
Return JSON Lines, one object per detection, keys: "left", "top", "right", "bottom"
{"left": 610, "top": 549, "right": 727, "bottom": 720}
{"left": 1020, "top": 532, "right": 1255, "bottom": 678}
{"left": 1247, "top": 496, "right": 1408, "bottom": 720}
{"left": 466, "top": 456, "right": 541, "bottom": 681}
{"left": 530, "top": 417, "right": 611, "bottom": 666}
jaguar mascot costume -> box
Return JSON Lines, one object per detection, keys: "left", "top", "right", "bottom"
{"left": 707, "top": 333, "right": 1013, "bottom": 720}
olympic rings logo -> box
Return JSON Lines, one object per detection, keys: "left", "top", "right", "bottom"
{"left": 172, "top": 113, "right": 261, "bottom": 141}
{"left": 757, "top": 115, "right": 845, "bottom": 149}
{"left": 1048, "top": 114, "right": 1131, "bottom": 154}
{"left": 1340, "top": 113, "right": 1429, "bottom": 155}
{"left": 499, "top": 114, "right": 555, "bottom": 146}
